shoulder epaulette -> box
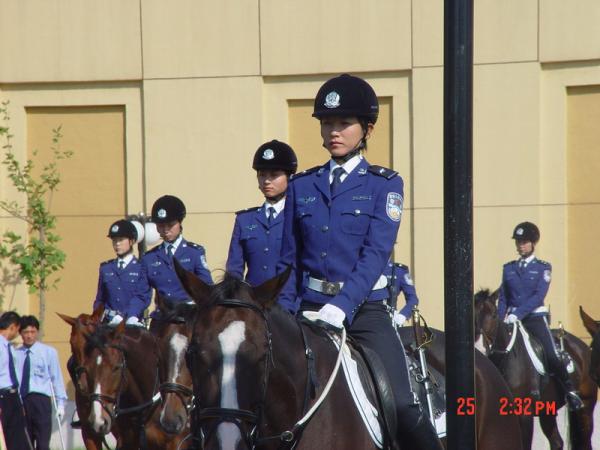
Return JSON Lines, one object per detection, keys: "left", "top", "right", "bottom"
{"left": 290, "top": 165, "right": 320, "bottom": 180}
{"left": 368, "top": 165, "right": 398, "bottom": 180}
{"left": 186, "top": 241, "right": 203, "bottom": 250}
{"left": 145, "top": 245, "right": 161, "bottom": 254}
{"left": 504, "top": 260, "right": 516, "bottom": 267}
{"left": 100, "top": 259, "right": 114, "bottom": 266}
{"left": 537, "top": 259, "right": 551, "bottom": 266}
{"left": 235, "top": 206, "right": 261, "bottom": 215}
{"left": 392, "top": 262, "right": 408, "bottom": 270}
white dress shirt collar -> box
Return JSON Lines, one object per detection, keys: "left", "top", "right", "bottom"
{"left": 263, "top": 197, "right": 285, "bottom": 219}
{"left": 329, "top": 154, "right": 363, "bottom": 183}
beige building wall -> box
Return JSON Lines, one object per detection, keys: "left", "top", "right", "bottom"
{"left": 2, "top": 0, "right": 600, "bottom": 388}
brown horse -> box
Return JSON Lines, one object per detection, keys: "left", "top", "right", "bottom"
{"left": 579, "top": 306, "right": 600, "bottom": 385}
{"left": 397, "top": 326, "right": 524, "bottom": 450}
{"left": 176, "top": 262, "right": 401, "bottom": 449}
{"left": 475, "top": 289, "right": 598, "bottom": 450}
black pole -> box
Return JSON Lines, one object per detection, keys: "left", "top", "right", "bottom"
{"left": 444, "top": 1, "right": 475, "bottom": 449}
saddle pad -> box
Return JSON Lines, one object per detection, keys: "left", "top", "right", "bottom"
{"left": 330, "top": 337, "right": 384, "bottom": 449}
{"left": 517, "top": 324, "right": 547, "bottom": 375}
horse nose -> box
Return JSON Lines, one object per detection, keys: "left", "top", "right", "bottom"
{"left": 160, "top": 415, "right": 184, "bottom": 435}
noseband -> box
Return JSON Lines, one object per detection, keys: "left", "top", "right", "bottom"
{"left": 190, "top": 298, "right": 273, "bottom": 449}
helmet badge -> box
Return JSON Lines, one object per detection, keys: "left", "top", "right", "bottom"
{"left": 262, "top": 149, "right": 275, "bottom": 160}
{"left": 324, "top": 91, "right": 341, "bottom": 109}
{"left": 516, "top": 227, "right": 524, "bottom": 236}
{"left": 111, "top": 225, "right": 119, "bottom": 233}
{"left": 157, "top": 208, "right": 167, "bottom": 219}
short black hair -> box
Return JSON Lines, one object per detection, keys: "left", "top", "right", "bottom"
{"left": 0, "top": 311, "right": 21, "bottom": 330}
{"left": 20, "top": 315, "right": 40, "bottom": 330}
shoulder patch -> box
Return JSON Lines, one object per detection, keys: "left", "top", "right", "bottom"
{"left": 235, "top": 206, "right": 261, "bottom": 215}
{"left": 290, "top": 165, "right": 321, "bottom": 181}
{"left": 368, "top": 165, "right": 398, "bottom": 180}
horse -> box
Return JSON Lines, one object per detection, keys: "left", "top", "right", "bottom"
{"left": 396, "top": 326, "right": 524, "bottom": 450}
{"left": 475, "top": 289, "right": 598, "bottom": 450}
{"left": 176, "top": 261, "right": 403, "bottom": 450}
{"left": 579, "top": 306, "right": 600, "bottom": 385}
{"left": 58, "top": 307, "right": 116, "bottom": 450}
{"left": 150, "top": 296, "right": 196, "bottom": 444}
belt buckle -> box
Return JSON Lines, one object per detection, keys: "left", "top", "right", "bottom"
{"left": 322, "top": 281, "right": 340, "bottom": 296}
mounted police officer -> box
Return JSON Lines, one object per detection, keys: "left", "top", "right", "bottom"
{"left": 143, "top": 195, "right": 213, "bottom": 313}
{"left": 498, "top": 221, "right": 584, "bottom": 411}
{"left": 384, "top": 262, "right": 419, "bottom": 327}
{"left": 278, "top": 74, "right": 443, "bottom": 450}
{"left": 93, "top": 219, "right": 150, "bottom": 326}
{"left": 227, "top": 140, "right": 298, "bottom": 285}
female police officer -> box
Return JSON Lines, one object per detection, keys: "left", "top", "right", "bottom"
{"left": 278, "top": 74, "right": 442, "bottom": 449}
{"left": 142, "top": 195, "right": 213, "bottom": 312}
{"left": 498, "top": 221, "right": 584, "bottom": 410}
{"left": 226, "top": 140, "right": 297, "bottom": 285}
{"left": 93, "top": 219, "right": 150, "bottom": 326}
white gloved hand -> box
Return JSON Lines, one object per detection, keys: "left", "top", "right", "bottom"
{"left": 107, "top": 314, "right": 124, "bottom": 326}
{"left": 125, "top": 316, "right": 144, "bottom": 327}
{"left": 505, "top": 314, "right": 518, "bottom": 324}
{"left": 56, "top": 404, "right": 65, "bottom": 422}
{"left": 317, "top": 304, "right": 346, "bottom": 330}
{"left": 393, "top": 311, "right": 407, "bottom": 327}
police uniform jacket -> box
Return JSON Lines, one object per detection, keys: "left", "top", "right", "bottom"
{"left": 498, "top": 257, "right": 552, "bottom": 320}
{"left": 226, "top": 204, "right": 284, "bottom": 286}
{"left": 93, "top": 257, "right": 150, "bottom": 318}
{"left": 142, "top": 238, "right": 213, "bottom": 302}
{"left": 370, "top": 262, "right": 419, "bottom": 317}
{"left": 278, "top": 157, "right": 404, "bottom": 323}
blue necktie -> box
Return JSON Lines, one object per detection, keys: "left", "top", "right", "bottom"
{"left": 118, "top": 260, "right": 124, "bottom": 270}
{"left": 167, "top": 244, "right": 174, "bottom": 258}
{"left": 8, "top": 345, "right": 18, "bottom": 389}
{"left": 20, "top": 349, "right": 31, "bottom": 397}
{"left": 267, "top": 207, "right": 276, "bottom": 225}
{"left": 330, "top": 167, "right": 345, "bottom": 194}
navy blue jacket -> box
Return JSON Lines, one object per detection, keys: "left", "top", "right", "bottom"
{"left": 226, "top": 205, "right": 284, "bottom": 286}
{"left": 498, "top": 258, "right": 552, "bottom": 320}
{"left": 142, "top": 238, "right": 213, "bottom": 303}
{"left": 93, "top": 257, "right": 150, "bottom": 318}
{"left": 278, "top": 158, "right": 404, "bottom": 323}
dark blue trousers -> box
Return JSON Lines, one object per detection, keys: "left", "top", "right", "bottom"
{"left": 23, "top": 393, "right": 52, "bottom": 450}
{"left": 0, "top": 389, "right": 30, "bottom": 450}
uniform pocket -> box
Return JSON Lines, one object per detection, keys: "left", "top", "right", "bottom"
{"left": 340, "top": 207, "right": 373, "bottom": 235}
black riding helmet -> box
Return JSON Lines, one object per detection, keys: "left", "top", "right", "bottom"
{"left": 312, "top": 74, "right": 379, "bottom": 124}
{"left": 252, "top": 140, "right": 298, "bottom": 174}
{"left": 512, "top": 222, "right": 540, "bottom": 243}
{"left": 152, "top": 195, "right": 186, "bottom": 223}
{"left": 107, "top": 220, "right": 137, "bottom": 240}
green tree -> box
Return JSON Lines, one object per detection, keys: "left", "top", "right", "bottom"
{"left": 0, "top": 101, "right": 73, "bottom": 337}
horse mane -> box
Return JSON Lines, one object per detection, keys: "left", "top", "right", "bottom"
{"left": 209, "top": 272, "right": 254, "bottom": 304}
{"left": 84, "top": 324, "right": 114, "bottom": 354}
{"left": 161, "top": 301, "right": 197, "bottom": 323}
{"left": 474, "top": 288, "right": 500, "bottom": 305}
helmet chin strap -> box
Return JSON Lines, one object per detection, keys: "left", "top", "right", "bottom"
{"left": 328, "top": 133, "right": 367, "bottom": 165}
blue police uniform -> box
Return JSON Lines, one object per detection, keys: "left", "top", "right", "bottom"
{"left": 498, "top": 256, "right": 574, "bottom": 393}
{"left": 143, "top": 238, "right": 213, "bottom": 304}
{"left": 278, "top": 156, "right": 424, "bottom": 432}
{"left": 374, "top": 262, "right": 419, "bottom": 317}
{"left": 226, "top": 203, "right": 284, "bottom": 286}
{"left": 93, "top": 257, "right": 151, "bottom": 319}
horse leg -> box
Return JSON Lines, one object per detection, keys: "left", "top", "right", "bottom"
{"left": 539, "top": 414, "right": 563, "bottom": 450}
{"left": 568, "top": 406, "right": 595, "bottom": 450}
{"left": 517, "top": 416, "right": 534, "bottom": 450}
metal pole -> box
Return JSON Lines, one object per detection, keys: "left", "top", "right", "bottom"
{"left": 444, "top": 0, "right": 475, "bottom": 449}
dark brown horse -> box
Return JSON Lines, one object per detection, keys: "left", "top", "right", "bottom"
{"left": 579, "top": 306, "right": 600, "bottom": 385}
{"left": 176, "top": 263, "right": 395, "bottom": 450}
{"left": 475, "top": 289, "right": 598, "bottom": 450}
{"left": 397, "top": 326, "right": 523, "bottom": 450}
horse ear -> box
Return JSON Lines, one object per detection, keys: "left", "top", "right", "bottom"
{"left": 90, "top": 305, "right": 105, "bottom": 324}
{"left": 56, "top": 312, "right": 77, "bottom": 327}
{"left": 252, "top": 265, "right": 292, "bottom": 309}
{"left": 173, "top": 257, "right": 212, "bottom": 305}
{"left": 579, "top": 306, "right": 599, "bottom": 337}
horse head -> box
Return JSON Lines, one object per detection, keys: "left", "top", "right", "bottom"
{"left": 173, "top": 258, "right": 291, "bottom": 450}
{"left": 153, "top": 294, "right": 196, "bottom": 435}
{"left": 579, "top": 306, "right": 600, "bottom": 385}
{"left": 474, "top": 288, "right": 500, "bottom": 355}
{"left": 78, "top": 321, "right": 128, "bottom": 435}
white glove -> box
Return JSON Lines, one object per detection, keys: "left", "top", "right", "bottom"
{"left": 505, "top": 314, "right": 518, "bottom": 324}
{"left": 56, "top": 404, "right": 65, "bottom": 422}
{"left": 107, "top": 314, "right": 124, "bottom": 326}
{"left": 317, "top": 304, "right": 346, "bottom": 330}
{"left": 125, "top": 316, "right": 144, "bottom": 327}
{"left": 393, "top": 311, "right": 407, "bottom": 327}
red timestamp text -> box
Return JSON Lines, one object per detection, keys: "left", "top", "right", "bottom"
{"left": 456, "top": 397, "right": 476, "bottom": 416}
{"left": 499, "top": 397, "right": 557, "bottom": 416}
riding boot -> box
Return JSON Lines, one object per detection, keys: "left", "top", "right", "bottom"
{"left": 554, "top": 368, "right": 584, "bottom": 411}
{"left": 402, "top": 413, "right": 444, "bottom": 450}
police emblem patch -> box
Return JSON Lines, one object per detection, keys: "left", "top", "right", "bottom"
{"left": 516, "top": 227, "right": 524, "bottom": 236}
{"left": 262, "top": 149, "right": 275, "bottom": 160}
{"left": 404, "top": 273, "right": 413, "bottom": 286}
{"left": 386, "top": 192, "right": 403, "bottom": 222}
{"left": 543, "top": 269, "right": 551, "bottom": 283}
{"left": 324, "top": 91, "right": 341, "bottom": 109}
{"left": 157, "top": 208, "right": 167, "bottom": 219}
{"left": 111, "top": 225, "right": 119, "bottom": 233}
{"left": 200, "top": 255, "right": 209, "bottom": 269}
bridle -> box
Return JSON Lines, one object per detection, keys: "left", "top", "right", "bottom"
{"left": 189, "top": 298, "right": 273, "bottom": 449}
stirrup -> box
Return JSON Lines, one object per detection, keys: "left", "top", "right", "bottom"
{"left": 70, "top": 419, "right": 82, "bottom": 429}
{"left": 566, "top": 391, "right": 584, "bottom": 411}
